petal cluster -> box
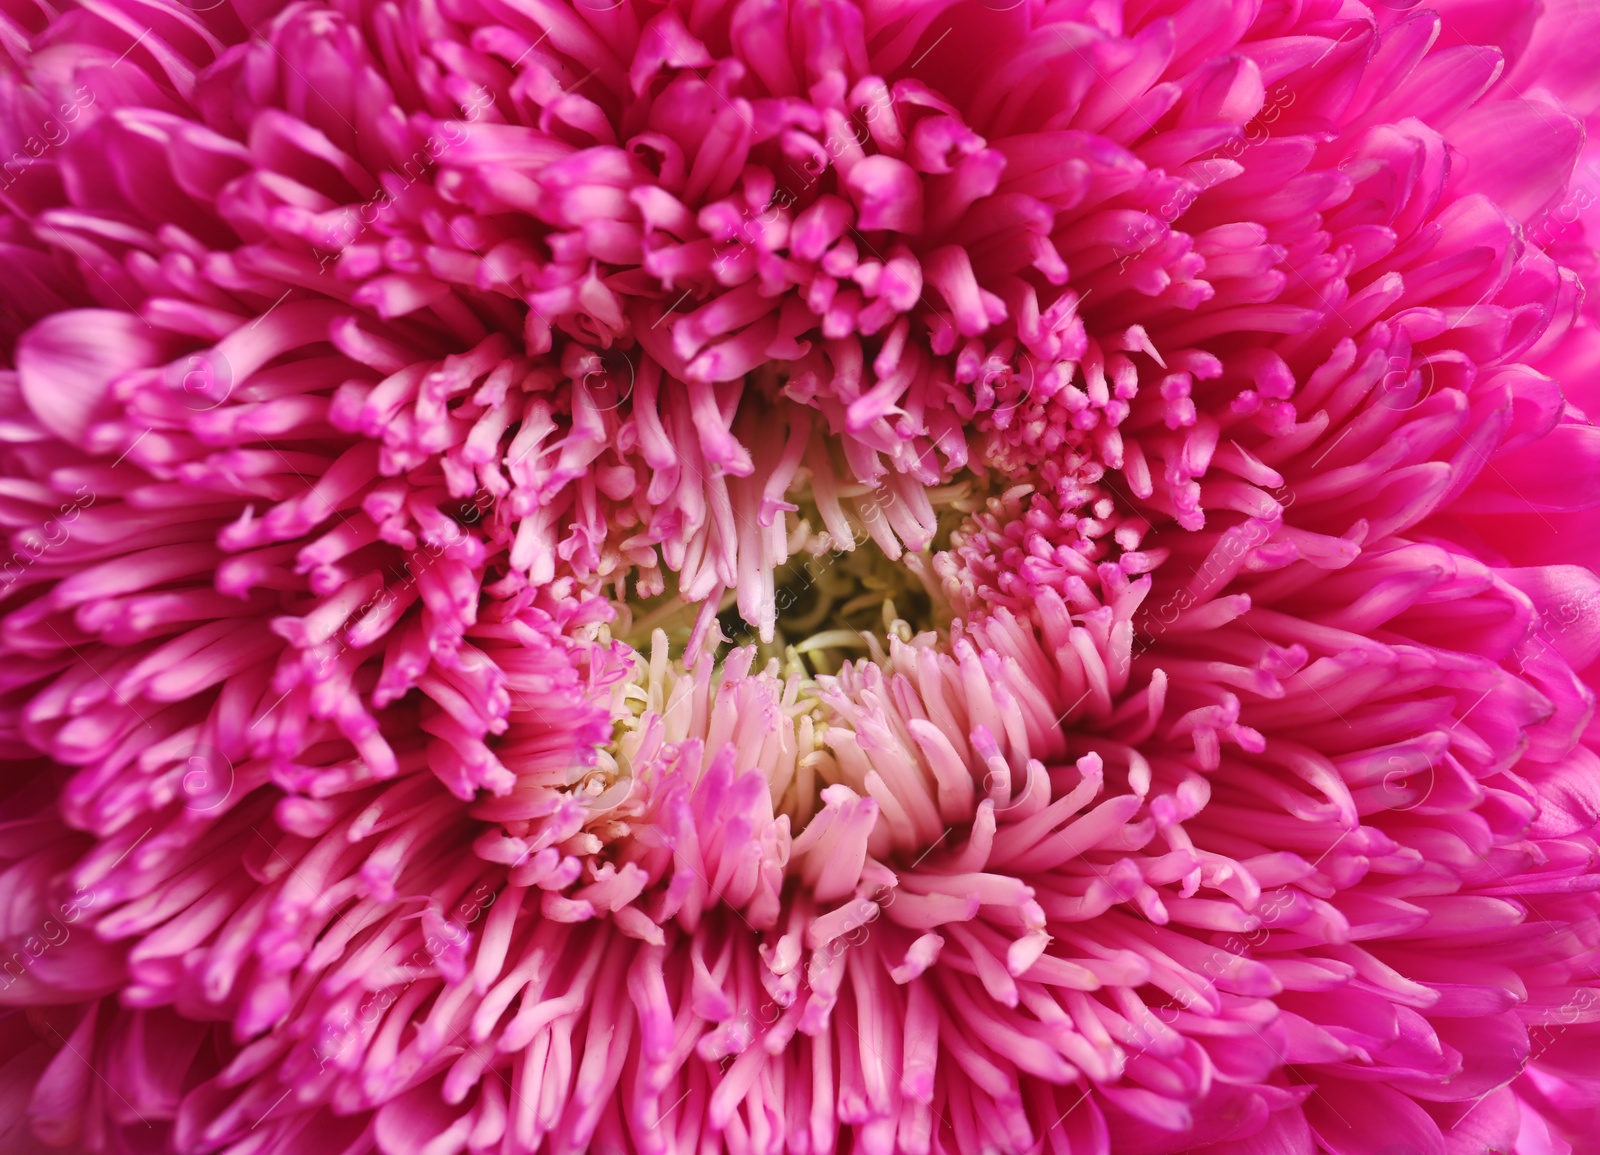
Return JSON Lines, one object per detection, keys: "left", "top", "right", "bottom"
{"left": 4, "top": 1, "right": 1600, "bottom": 1154}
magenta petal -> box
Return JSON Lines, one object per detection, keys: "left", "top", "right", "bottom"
{"left": 1442, "top": 1086, "right": 1522, "bottom": 1155}
{"left": 15, "top": 311, "right": 173, "bottom": 446}
{"left": 1306, "top": 1080, "right": 1447, "bottom": 1155}
{"left": 1192, "top": 1107, "right": 1315, "bottom": 1155}
{"left": 1506, "top": 0, "right": 1600, "bottom": 115}
{"left": 1456, "top": 424, "right": 1600, "bottom": 513}
{"left": 1502, "top": 565, "right": 1600, "bottom": 669}
{"left": 1432, "top": 0, "right": 1542, "bottom": 74}
{"left": 1449, "top": 97, "right": 1584, "bottom": 222}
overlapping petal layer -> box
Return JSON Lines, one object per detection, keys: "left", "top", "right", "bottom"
{"left": 3, "top": 1, "right": 1600, "bottom": 1153}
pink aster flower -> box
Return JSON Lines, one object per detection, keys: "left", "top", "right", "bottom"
{"left": 5, "top": 0, "right": 1600, "bottom": 1153}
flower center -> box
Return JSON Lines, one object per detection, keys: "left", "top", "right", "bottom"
{"left": 578, "top": 470, "right": 1009, "bottom": 844}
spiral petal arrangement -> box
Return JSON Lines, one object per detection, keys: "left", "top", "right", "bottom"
{"left": 4, "top": 1, "right": 1600, "bottom": 1153}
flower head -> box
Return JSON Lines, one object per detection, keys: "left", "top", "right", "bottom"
{"left": 4, "top": 1, "right": 1600, "bottom": 1154}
